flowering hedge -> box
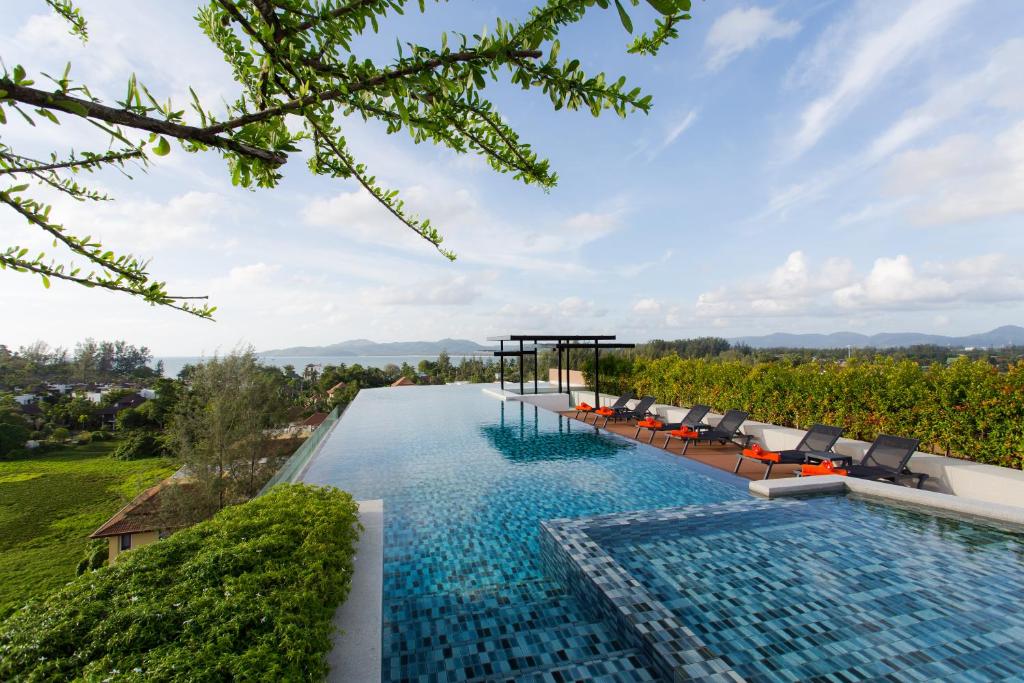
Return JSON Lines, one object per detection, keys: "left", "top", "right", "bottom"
{"left": 0, "top": 483, "right": 361, "bottom": 681}
{"left": 625, "top": 356, "right": 1024, "bottom": 469}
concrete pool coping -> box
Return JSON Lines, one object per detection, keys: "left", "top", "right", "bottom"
{"left": 750, "top": 476, "right": 1024, "bottom": 527}
{"left": 327, "top": 499, "right": 383, "bottom": 682}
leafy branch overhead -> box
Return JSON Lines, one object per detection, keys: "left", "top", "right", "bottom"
{"left": 1, "top": 0, "right": 694, "bottom": 317}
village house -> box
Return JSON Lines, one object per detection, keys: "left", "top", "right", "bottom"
{"left": 89, "top": 479, "right": 193, "bottom": 563}
{"left": 96, "top": 393, "right": 148, "bottom": 429}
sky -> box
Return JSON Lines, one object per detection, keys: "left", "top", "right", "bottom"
{"left": 2, "top": 0, "right": 1023, "bottom": 355}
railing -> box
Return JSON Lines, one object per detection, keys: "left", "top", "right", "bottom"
{"left": 258, "top": 404, "right": 343, "bottom": 496}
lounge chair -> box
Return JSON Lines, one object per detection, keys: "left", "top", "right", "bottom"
{"left": 596, "top": 395, "right": 656, "bottom": 427}
{"left": 800, "top": 434, "right": 926, "bottom": 488}
{"left": 733, "top": 423, "right": 844, "bottom": 480}
{"left": 634, "top": 404, "right": 710, "bottom": 444}
{"left": 574, "top": 391, "right": 633, "bottom": 421}
{"left": 663, "top": 409, "right": 750, "bottom": 454}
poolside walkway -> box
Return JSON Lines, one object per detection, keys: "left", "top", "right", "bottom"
{"left": 559, "top": 411, "right": 801, "bottom": 481}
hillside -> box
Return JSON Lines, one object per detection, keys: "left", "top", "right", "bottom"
{"left": 731, "top": 325, "right": 1024, "bottom": 349}
{"left": 260, "top": 338, "right": 489, "bottom": 356}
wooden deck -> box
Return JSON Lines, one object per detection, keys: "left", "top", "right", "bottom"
{"left": 559, "top": 411, "right": 801, "bottom": 482}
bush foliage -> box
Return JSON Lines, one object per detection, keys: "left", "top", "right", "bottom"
{"left": 112, "top": 432, "right": 167, "bottom": 460}
{"left": 0, "top": 484, "right": 361, "bottom": 681}
{"left": 620, "top": 356, "right": 1024, "bottom": 469}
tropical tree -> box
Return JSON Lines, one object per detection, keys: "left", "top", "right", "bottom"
{"left": 168, "top": 349, "right": 290, "bottom": 515}
{"left": 1, "top": 0, "right": 694, "bottom": 317}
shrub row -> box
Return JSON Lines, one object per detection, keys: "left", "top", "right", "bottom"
{"left": 613, "top": 356, "right": 1023, "bottom": 470}
{"left": 0, "top": 484, "right": 361, "bottom": 681}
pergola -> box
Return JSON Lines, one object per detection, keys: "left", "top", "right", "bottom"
{"left": 486, "top": 334, "right": 635, "bottom": 406}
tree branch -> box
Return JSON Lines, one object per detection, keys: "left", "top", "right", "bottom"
{"left": 202, "top": 48, "right": 543, "bottom": 135}
{"left": 0, "top": 148, "right": 143, "bottom": 175}
{"left": 0, "top": 80, "right": 287, "bottom": 165}
{"left": 285, "top": 0, "right": 382, "bottom": 35}
{"left": 0, "top": 190, "right": 143, "bottom": 282}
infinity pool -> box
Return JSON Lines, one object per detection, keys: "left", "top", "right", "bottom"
{"left": 301, "top": 385, "right": 1024, "bottom": 682}
{"left": 302, "top": 385, "right": 746, "bottom": 680}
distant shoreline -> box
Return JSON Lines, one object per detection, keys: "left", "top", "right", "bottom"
{"left": 156, "top": 353, "right": 494, "bottom": 378}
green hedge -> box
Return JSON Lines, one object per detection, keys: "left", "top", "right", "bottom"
{"left": 0, "top": 484, "right": 361, "bottom": 681}
{"left": 624, "top": 356, "right": 1024, "bottom": 470}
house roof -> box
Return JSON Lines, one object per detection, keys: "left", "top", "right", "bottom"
{"left": 97, "top": 394, "right": 147, "bottom": 417}
{"left": 90, "top": 479, "right": 195, "bottom": 538}
{"left": 299, "top": 412, "right": 329, "bottom": 428}
{"left": 326, "top": 381, "right": 347, "bottom": 395}
{"left": 391, "top": 376, "right": 415, "bottom": 387}
{"left": 20, "top": 403, "right": 43, "bottom": 416}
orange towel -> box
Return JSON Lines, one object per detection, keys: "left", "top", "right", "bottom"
{"left": 637, "top": 418, "right": 664, "bottom": 429}
{"left": 669, "top": 427, "right": 700, "bottom": 439}
{"left": 800, "top": 460, "right": 847, "bottom": 477}
{"left": 575, "top": 403, "right": 593, "bottom": 412}
{"left": 594, "top": 407, "right": 615, "bottom": 417}
{"left": 743, "top": 444, "right": 781, "bottom": 463}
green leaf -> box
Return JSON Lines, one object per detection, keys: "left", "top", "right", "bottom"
{"left": 152, "top": 136, "right": 170, "bottom": 156}
{"left": 41, "top": 274, "right": 50, "bottom": 289}
{"left": 645, "top": 0, "right": 677, "bottom": 15}
{"left": 13, "top": 64, "right": 25, "bottom": 83}
{"left": 614, "top": 0, "right": 633, "bottom": 33}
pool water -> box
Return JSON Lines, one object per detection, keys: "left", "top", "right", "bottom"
{"left": 598, "top": 495, "right": 1024, "bottom": 682}
{"left": 301, "top": 385, "right": 747, "bottom": 681}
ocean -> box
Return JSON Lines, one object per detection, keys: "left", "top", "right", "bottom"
{"left": 155, "top": 354, "right": 492, "bottom": 378}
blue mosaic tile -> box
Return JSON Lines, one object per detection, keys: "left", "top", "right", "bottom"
{"left": 302, "top": 386, "right": 746, "bottom": 681}
{"left": 544, "top": 495, "right": 1024, "bottom": 683}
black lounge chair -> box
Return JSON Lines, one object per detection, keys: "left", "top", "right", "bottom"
{"left": 664, "top": 409, "right": 750, "bottom": 454}
{"left": 596, "top": 395, "right": 656, "bottom": 427}
{"left": 576, "top": 391, "right": 633, "bottom": 422}
{"left": 634, "top": 404, "right": 710, "bottom": 444}
{"left": 733, "top": 423, "right": 845, "bottom": 480}
{"left": 833, "top": 434, "right": 927, "bottom": 488}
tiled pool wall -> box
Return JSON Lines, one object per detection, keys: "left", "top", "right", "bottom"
{"left": 541, "top": 501, "right": 789, "bottom": 682}
{"left": 542, "top": 494, "right": 1024, "bottom": 683}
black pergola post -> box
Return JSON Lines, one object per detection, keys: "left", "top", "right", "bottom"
{"left": 594, "top": 340, "right": 600, "bottom": 409}
{"left": 533, "top": 344, "right": 538, "bottom": 395}
{"left": 499, "top": 340, "right": 504, "bottom": 390}
{"left": 519, "top": 340, "right": 524, "bottom": 395}
{"left": 556, "top": 340, "right": 562, "bottom": 394}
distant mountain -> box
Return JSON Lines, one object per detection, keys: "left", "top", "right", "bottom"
{"left": 260, "top": 338, "right": 490, "bottom": 356}
{"left": 731, "top": 325, "right": 1024, "bottom": 349}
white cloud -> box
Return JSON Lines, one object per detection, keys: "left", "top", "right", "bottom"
{"left": 664, "top": 111, "right": 698, "bottom": 148}
{"left": 697, "top": 251, "right": 1024, "bottom": 319}
{"left": 790, "top": 0, "right": 972, "bottom": 156}
{"left": 218, "top": 263, "right": 281, "bottom": 290}
{"left": 705, "top": 7, "right": 800, "bottom": 72}
{"left": 12, "top": 189, "right": 232, "bottom": 256}
{"left": 697, "top": 251, "right": 855, "bottom": 318}
{"left": 633, "top": 298, "right": 662, "bottom": 314}
{"left": 884, "top": 120, "right": 1024, "bottom": 225}
{"left": 360, "top": 274, "right": 483, "bottom": 306}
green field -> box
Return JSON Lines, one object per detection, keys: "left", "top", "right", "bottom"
{"left": 0, "top": 443, "right": 175, "bottom": 617}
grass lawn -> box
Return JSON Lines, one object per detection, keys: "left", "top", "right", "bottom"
{"left": 0, "top": 442, "right": 175, "bottom": 617}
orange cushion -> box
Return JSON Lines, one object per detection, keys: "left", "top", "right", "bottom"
{"left": 743, "top": 444, "right": 780, "bottom": 463}
{"left": 800, "top": 462, "right": 847, "bottom": 477}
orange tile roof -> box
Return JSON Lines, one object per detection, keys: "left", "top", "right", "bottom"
{"left": 391, "top": 376, "right": 415, "bottom": 387}
{"left": 90, "top": 479, "right": 195, "bottom": 538}
{"left": 299, "top": 412, "right": 329, "bottom": 428}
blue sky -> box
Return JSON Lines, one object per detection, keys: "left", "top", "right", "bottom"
{"left": 3, "top": 0, "right": 1023, "bottom": 355}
